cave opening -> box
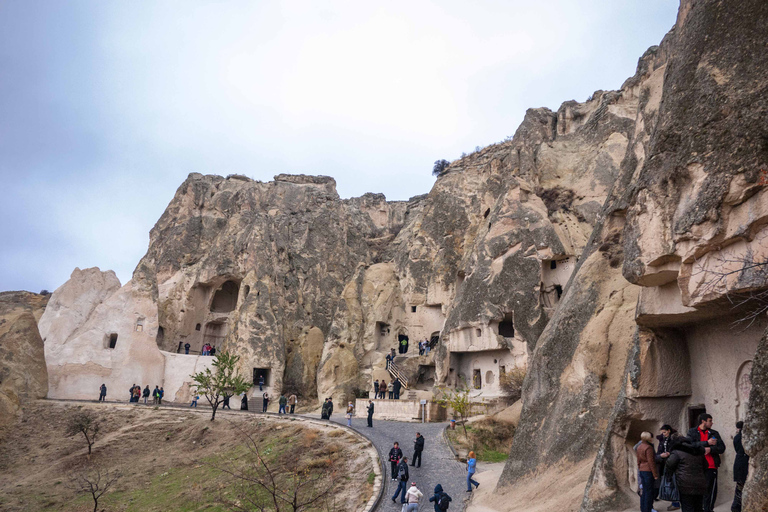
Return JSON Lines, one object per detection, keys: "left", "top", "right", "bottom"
{"left": 211, "top": 280, "right": 240, "bottom": 313}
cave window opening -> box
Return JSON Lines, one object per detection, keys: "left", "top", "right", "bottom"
{"left": 135, "top": 319, "right": 144, "bottom": 332}
{"left": 411, "top": 305, "right": 417, "bottom": 313}
{"left": 156, "top": 326, "right": 164, "bottom": 346}
{"left": 473, "top": 369, "right": 482, "bottom": 389}
{"left": 253, "top": 368, "right": 271, "bottom": 386}
{"left": 554, "top": 284, "right": 563, "bottom": 300}
{"left": 499, "top": 365, "right": 506, "bottom": 375}
{"left": 211, "top": 280, "right": 240, "bottom": 313}
{"left": 498, "top": 314, "right": 515, "bottom": 338}
{"left": 244, "top": 285, "right": 250, "bottom": 297}
{"left": 105, "top": 333, "right": 118, "bottom": 349}
{"left": 476, "top": 328, "right": 482, "bottom": 337}
{"left": 429, "top": 331, "right": 440, "bottom": 347}
{"left": 485, "top": 370, "right": 495, "bottom": 385}
{"left": 483, "top": 208, "right": 490, "bottom": 219}
{"left": 550, "top": 260, "right": 557, "bottom": 270}
{"left": 195, "top": 323, "right": 201, "bottom": 331}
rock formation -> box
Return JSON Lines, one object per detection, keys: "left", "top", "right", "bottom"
{"left": 30, "top": 0, "right": 768, "bottom": 510}
{"left": 0, "top": 292, "right": 49, "bottom": 428}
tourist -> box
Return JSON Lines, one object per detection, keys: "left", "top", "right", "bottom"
{"left": 99, "top": 383, "right": 107, "bottom": 402}
{"left": 425, "top": 341, "right": 431, "bottom": 355}
{"left": 262, "top": 392, "right": 269, "bottom": 413}
{"left": 346, "top": 402, "right": 354, "bottom": 426}
{"left": 367, "top": 400, "right": 374, "bottom": 428}
{"left": 240, "top": 392, "right": 248, "bottom": 411}
{"left": 732, "top": 421, "right": 749, "bottom": 512}
{"left": 391, "top": 347, "right": 397, "bottom": 359}
{"left": 656, "top": 425, "right": 681, "bottom": 511}
{"left": 321, "top": 398, "right": 330, "bottom": 419}
{"left": 466, "top": 450, "right": 480, "bottom": 492}
{"left": 405, "top": 482, "right": 423, "bottom": 512}
{"left": 686, "top": 413, "right": 725, "bottom": 512}
{"left": 159, "top": 387, "right": 164, "bottom": 404}
{"left": 191, "top": 394, "right": 199, "bottom": 407}
{"left": 259, "top": 374, "right": 265, "bottom": 391}
{"left": 222, "top": 394, "right": 231, "bottom": 409}
{"left": 388, "top": 442, "right": 403, "bottom": 481}
{"left": 387, "top": 381, "right": 394, "bottom": 399}
{"left": 129, "top": 383, "right": 137, "bottom": 402}
{"left": 386, "top": 353, "right": 393, "bottom": 370}
{"left": 391, "top": 456, "right": 410, "bottom": 504}
{"left": 429, "top": 484, "right": 451, "bottom": 512}
{"left": 636, "top": 432, "right": 659, "bottom": 512}
{"left": 153, "top": 385, "right": 160, "bottom": 404}
{"left": 400, "top": 337, "right": 408, "bottom": 354}
{"left": 393, "top": 378, "right": 401, "bottom": 400}
{"left": 184, "top": 342, "right": 190, "bottom": 354}
{"left": 665, "top": 437, "right": 708, "bottom": 512}
{"left": 209, "top": 346, "right": 216, "bottom": 356}
{"left": 326, "top": 397, "right": 334, "bottom": 419}
{"left": 278, "top": 393, "right": 287, "bottom": 414}
{"left": 379, "top": 380, "right": 387, "bottom": 399}
{"left": 142, "top": 385, "right": 150, "bottom": 404}
{"left": 374, "top": 379, "right": 379, "bottom": 397}
{"left": 288, "top": 392, "right": 297, "bottom": 414}
{"left": 201, "top": 343, "right": 207, "bottom": 356}
{"left": 411, "top": 432, "right": 424, "bottom": 468}
{"left": 418, "top": 340, "right": 423, "bottom": 355}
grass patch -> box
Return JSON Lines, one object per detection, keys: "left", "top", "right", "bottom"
{"left": 446, "top": 419, "right": 514, "bottom": 462}
{"left": 367, "top": 472, "right": 376, "bottom": 485}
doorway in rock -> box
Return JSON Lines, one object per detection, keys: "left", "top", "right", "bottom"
{"left": 398, "top": 333, "right": 409, "bottom": 354}
{"left": 253, "top": 368, "right": 271, "bottom": 387}
{"left": 429, "top": 332, "right": 440, "bottom": 347}
{"left": 688, "top": 406, "right": 707, "bottom": 430}
{"left": 473, "top": 369, "right": 481, "bottom": 389}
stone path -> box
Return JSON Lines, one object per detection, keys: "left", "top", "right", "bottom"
{"left": 302, "top": 412, "right": 469, "bottom": 512}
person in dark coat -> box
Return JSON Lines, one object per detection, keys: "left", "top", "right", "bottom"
{"left": 411, "top": 432, "right": 424, "bottom": 467}
{"left": 326, "top": 398, "right": 333, "bottom": 419}
{"left": 656, "top": 425, "right": 681, "bottom": 511}
{"left": 429, "top": 484, "right": 452, "bottom": 512}
{"left": 222, "top": 394, "right": 231, "bottom": 409}
{"left": 99, "top": 383, "right": 107, "bottom": 402}
{"left": 732, "top": 421, "right": 749, "bottom": 512}
{"left": 262, "top": 392, "right": 269, "bottom": 413}
{"left": 321, "top": 398, "right": 329, "bottom": 419}
{"left": 385, "top": 353, "right": 393, "bottom": 370}
{"left": 686, "top": 414, "right": 726, "bottom": 512}
{"left": 391, "top": 456, "right": 410, "bottom": 504}
{"left": 665, "top": 437, "right": 709, "bottom": 512}
{"left": 373, "top": 380, "right": 379, "bottom": 397}
{"left": 367, "top": 400, "right": 374, "bottom": 428}
{"left": 184, "top": 342, "right": 190, "bottom": 354}
{"left": 388, "top": 442, "right": 403, "bottom": 481}
{"left": 393, "top": 378, "right": 402, "bottom": 400}
{"left": 240, "top": 393, "right": 248, "bottom": 411}
{"left": 142, "top": 385, "right": 150, "bottom": 404}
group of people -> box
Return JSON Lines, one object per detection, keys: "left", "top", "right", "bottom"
{"left": 117, "top": 383, "right": 164, "bottom": 404}
{"left": 635, "top": 413, "right": 749, "bottom": 512}
{"left": 373, "top": 378, "right": 403, "bottom": 400}
{"left": 238, "top": 392, "right": 298, "bottom": 414}
{"left": 181, "top": 342, "right": 217, "bottom": 355}
{"left": 320, "top": 397, "right": 334, "bottom": 419}
{"left": 418, "top": 339, "right": 432, "bottom": 356}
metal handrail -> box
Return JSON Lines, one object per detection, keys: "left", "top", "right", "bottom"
{"left": 388, "top": 361, "right": 409, "bottom": 389}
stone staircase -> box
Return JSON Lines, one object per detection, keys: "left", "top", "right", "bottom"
{"left": 387, "top": 360, "right": 409, "bottom": 389}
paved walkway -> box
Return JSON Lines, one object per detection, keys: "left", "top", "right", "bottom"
{"left": 302, "top": 412, "right": 469, "bottom": 512}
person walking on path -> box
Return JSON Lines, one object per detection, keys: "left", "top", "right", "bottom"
{"left": 321, "top": 398, "right": 330, "bottom": 419}
{"left": 99, "top": 383, "right": 107, "bottom": 402}
{"left": 636, "top": 432, "right": 659, "bottom": 512}
{"left": 240, "top": 393, "right": 248, "bottom": 411}
{"left": 366, "top": 400, "right": 374, "bottom": 428}
{"left": 388, "top": 442, "right": 403, "bottom": 481}
{"left": 278, "top": 394, "right": 287, "bottom": 414}
{"left": 142, "top": 385, "right": 150, "bottom": 404}
{"left": 686, "top": 413, "right": 725, "bottom": 512}
{"left": 262, "top": 392, "right": 270, "bottom": 413}
{"left": 429, "top": 484, "right": 452, "bottom": 512}
{"left": 391, "top": 456, "right": 410, "bottom": 504}
{"left": 326, "top": 397, "right": 334, "bottom": 420}
{"left": 346, "top": 402, "right": 354, "bottom": 426}
{"left": 158, "top": 387, "right": 164, "bottom": 404}
{"left": 153, "top": 386, "right": 160, "bottom": 405}
{"left": 388, "top": 382, "right": 394, "bottom": 399}
{"left": 259, "top": 375, "right": 264, "bottom": 391}
{"left": 665, "top": 437, "right": 708, "bottom": 512}
{"left": 732, "top": 421, "right": 749, "bottom": 512}
{"left": 191, "top": 394, "right": 199, "bottom": 407}
{"left": 411, "top": 432, "right": 424, "bottom": 468}
{"left": 288, "top": 393, "right": 297, "bottom": 414}
{"left": 466, "top": 451, "right": 481, "bottom": 492}
{"left": 222, "top": 394, "right": 231, "bottom": 409}
{"left": 405, "top": 482, "right": 423, "bottom": 512}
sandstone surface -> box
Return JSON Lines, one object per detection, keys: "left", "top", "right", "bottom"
{"left": 0, "top": 291, "right": 49, "bottom": 428}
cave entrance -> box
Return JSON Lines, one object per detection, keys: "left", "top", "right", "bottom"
{"left": 211, "top": 280, "right": 240, "bottom": 313}
{"left": 398, "top": 333, "right": 409, "bottom": 354}
{"left": 253, "top": 368, "right": 271, "bottom": 387}
{"left": 688, "top": 405, "right": 707, "bottom": 430}
{"left": 498, "top": 313, "right": 515, "bottom": 338}
{"left": 105, "top": 333, "right": 118, "bottom": 349}
{"left": 473, "top": 369, "right": 482, "bottom": 389}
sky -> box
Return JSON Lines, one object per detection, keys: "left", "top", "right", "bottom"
{"left": 0, "top": 0, "right": 679, "bottom": 293}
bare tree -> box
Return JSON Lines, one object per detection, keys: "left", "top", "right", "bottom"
{"left": 209, "top": 425, "right": 338, "bottom": 512}
{"left": 191, "top": 351, "right": 251, "bottom": 421}
{"left": 65, "top": 410, "right": 101, "bottom": 455}
{"left": 68, "top": 468, "right": 121, "bottom": 512}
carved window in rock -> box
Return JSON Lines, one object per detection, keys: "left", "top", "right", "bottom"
{"left": 485, "top": 370, "right": 495, "bottom": 385}
{"left": 473, "top": 369, "right": 482, "bottom": 389}
{"left": 104, "top": 333, "right": 118, "bottom": 349}
{"left": 210, "top": 280, "right": 240, "bottom": 313}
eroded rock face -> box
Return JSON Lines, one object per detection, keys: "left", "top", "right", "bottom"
{"left": 0, "top": 292, "right": 49, "bottom": 428}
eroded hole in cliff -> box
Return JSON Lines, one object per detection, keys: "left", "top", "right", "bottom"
{"left": 210, "top": 280, "right": 240, "bottom": 313}
{"left": 104, "top": 333, "right": 118, "bottom": 349}
{"left": 498, "top": 314, "right": 515, "bottom": 338}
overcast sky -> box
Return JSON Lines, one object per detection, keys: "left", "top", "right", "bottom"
{"left": 0, "top": 1, "right": 678, "bottom": 293}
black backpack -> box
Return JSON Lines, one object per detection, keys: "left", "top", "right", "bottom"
{"left": 437, "top": 493, "right": 450, "bottom": 511}
{"left": 398, "top": 464, "right": 407, "bottom": 481}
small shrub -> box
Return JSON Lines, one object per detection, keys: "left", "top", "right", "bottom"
{"left": 499, "top": 366, "right": 527, "bottom": 401}
{"left": 367, "top": 472, "right": 376, "bottom": 485}
{"left": 432, "top": 159, "right": 450, "bottom": 176}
